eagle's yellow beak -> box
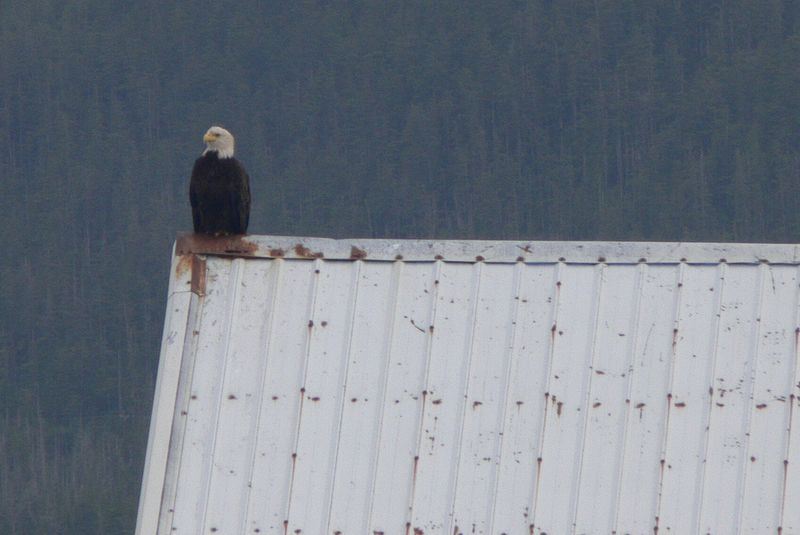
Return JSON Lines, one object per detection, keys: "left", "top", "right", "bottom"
{"left": 203, "top": 132, "right": 217, "bottom": 143}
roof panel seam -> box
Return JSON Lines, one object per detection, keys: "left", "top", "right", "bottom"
{"left": 159, "top": 291, "right": 207, "bottom": 534}
{"left": 611, "top": 263, "right": 648, "bottom": 533}
{"left": 324, "top": 260, "right": 363, "bottom": 533}
{"left": 570, "top": 264, "right": 606, "bottom": 533}
{"left": 200, "top": 258, "right": 245, "bottom": 534}
{"left": 778, "top": 265, "right": 800, "bottom": 528}
{"left": 447, "top": 262, "right": 485, "bottom": 534}
{"left": 406, "top": 260, "right": 443, "bottom": 529}
{"left": 654, "top": 263, "right": 686, "bottom": 532}
{"left": 284, "top": 257, "right": 323, "bottom": 529}
{"left": 239, "top": 259, "right": 283, "bottom": 531}
{"left": 486, "top": 262, "right": 525, "bottom": 534}
{"left": 365, "top": 261, "right": 403, "bottom": 531}
{"left": 529, "top": 262, "right": 564, "bottom": 529}
{"left": 693, "top": 262, "right": 728, "bottom": 534}
{"left": 734, "top": 264, "right": 769, "bottom": 534}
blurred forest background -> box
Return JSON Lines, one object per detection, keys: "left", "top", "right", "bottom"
{"left": 1, "top": 0, "right": 799, "bottom": 532}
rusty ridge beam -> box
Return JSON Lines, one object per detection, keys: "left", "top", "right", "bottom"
{"left": 175, "top": 233, "right": 260, "bottom": 257}
{"left": 173, "top": 233, "right": 800, "bottom": 264}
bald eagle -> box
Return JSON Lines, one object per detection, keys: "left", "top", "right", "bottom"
{"left": 190, "top": 126, "right": 251, "bottom": 235}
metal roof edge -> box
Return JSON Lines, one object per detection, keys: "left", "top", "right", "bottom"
{"left": 175, "top": 233, "right": 800, "bottom": 264}
{"left": 136, "top": 248, "right": 195, "bottom": 535}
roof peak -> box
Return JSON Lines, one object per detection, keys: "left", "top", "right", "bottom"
{"left": 174, "top": 233, "right": 800, "bottom": 265}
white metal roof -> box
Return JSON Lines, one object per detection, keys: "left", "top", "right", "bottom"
{"left": 137, "top": 235, "right": 800, "bottom": 535}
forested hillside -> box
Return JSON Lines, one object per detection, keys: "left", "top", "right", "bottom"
{"left": 1, "top": 1, "right": 798, "bottom": 532}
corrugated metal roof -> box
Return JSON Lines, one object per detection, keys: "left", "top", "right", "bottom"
{"left": 137, "top": 236, "right": 800, "bottom": 535}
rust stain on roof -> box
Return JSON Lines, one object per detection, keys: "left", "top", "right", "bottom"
{"left": 293, "top": 243, "right": 324, "bottom": 258}
{"left": 350, "top": 245, "right": 368, "bottom": 260}
{"left": 190, "top": 255, "right": 207, "bottom": 296}
{"left": 175, "top": 253, "right": 193, "bottom": 277}
{"left": 175, "top": 248, "right": 207, "bottom": 295}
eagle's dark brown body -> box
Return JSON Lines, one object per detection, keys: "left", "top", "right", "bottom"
{"left": 190, "top": 152, "right": 250, "bottom": 235}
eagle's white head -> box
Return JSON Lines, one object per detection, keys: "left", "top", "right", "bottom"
{"left": 202, "top": 126, "right": 235, "bottom": 158}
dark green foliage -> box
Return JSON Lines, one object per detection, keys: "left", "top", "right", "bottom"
{"left": 1, "top": 1, "right": 798, "bottom": 532}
